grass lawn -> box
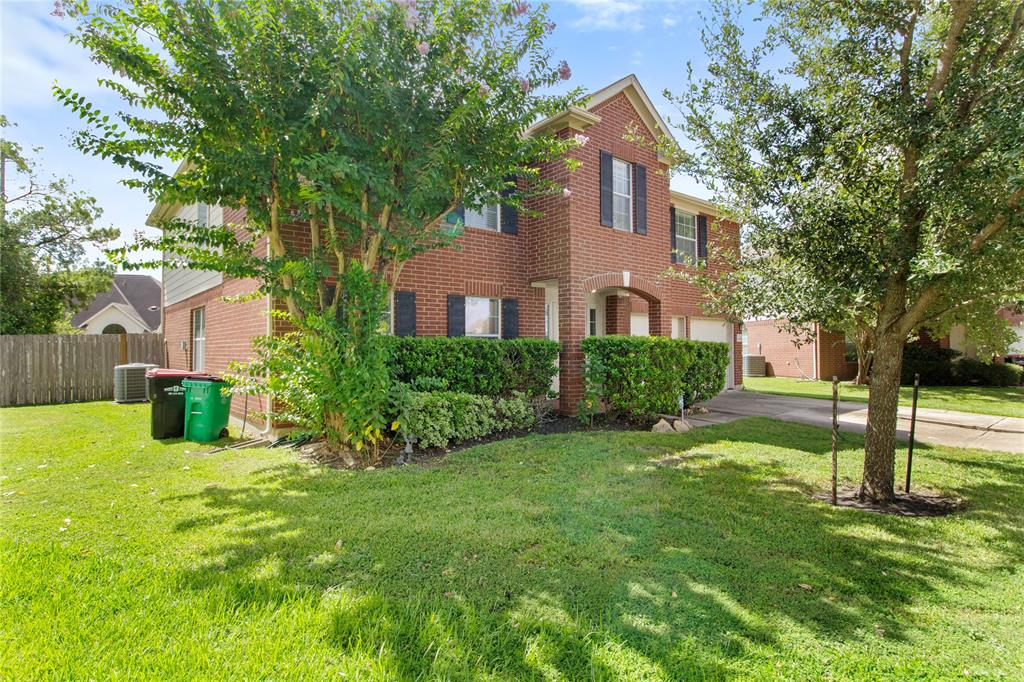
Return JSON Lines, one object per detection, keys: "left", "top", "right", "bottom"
{"left": 2, "top": 402, "right": 1023, "bottom": 680}
{"left": 744, "top": 376, "right": 1024, "bottom": 419}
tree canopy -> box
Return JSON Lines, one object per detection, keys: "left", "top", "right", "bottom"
{"left": 58, "top": 0, "right": 580, "bottom": 453}
{"left": 0, "top": 116, "right": 117, "bottom": 335}
{"left": 672, "top": 0, "right": 1024, "bottom": 501}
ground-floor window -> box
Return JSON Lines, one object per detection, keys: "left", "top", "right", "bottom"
{"left": 588, "top": 307, "right": 598, "bottom": 337}
{"left": 844, "top": 335, "right": 857, "bottom": 362}
{"left": 465, "top": 297, "right": 500, "bottom": 337}
{"left": 191, "top": 307, "right": 206, "bottom": 371}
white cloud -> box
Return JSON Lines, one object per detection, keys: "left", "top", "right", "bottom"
{"left": 565, "top": 0, "right": 694, "bottom": 32}
{"left": 567, "top": 0, "right": 645, "bottom": 32}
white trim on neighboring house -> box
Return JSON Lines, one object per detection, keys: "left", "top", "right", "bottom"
{"left": 75, "top": 302, "right": 152, "bottom": 334}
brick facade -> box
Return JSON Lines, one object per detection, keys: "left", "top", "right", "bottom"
{"left": 744, "top": 319, "right": 856, "bottom": 381}
{"left": 159, "top": 76, "right": 742, "bottom": 419}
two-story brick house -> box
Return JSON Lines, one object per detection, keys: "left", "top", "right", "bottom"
{"left": 152, "top": 75, "right": 742, "bottom": 424}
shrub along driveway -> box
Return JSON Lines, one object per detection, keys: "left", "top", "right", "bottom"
{"left": 743, "top": 376, "right": 1024, "bottom": 419}
{"left": 2, "top": 402, "right": 1022, "bottom": 680}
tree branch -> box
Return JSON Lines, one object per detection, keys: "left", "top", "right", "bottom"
{"left": 924, "top": 0, "right": 973, "bottom": 109}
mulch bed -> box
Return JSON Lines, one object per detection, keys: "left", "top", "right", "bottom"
{"left": 814, "top": 486, "right": 964, "bottom": 517}
{"left": 374, "top": 414, "right": 651, "bottom": 469}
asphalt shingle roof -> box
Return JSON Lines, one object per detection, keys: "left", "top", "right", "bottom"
{"left": 71, "top": 274, "right": 162, "bottom": 331}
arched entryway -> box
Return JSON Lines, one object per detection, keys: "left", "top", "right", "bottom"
{"left": 580, "top": 271, "right": 668, "bottom": 337}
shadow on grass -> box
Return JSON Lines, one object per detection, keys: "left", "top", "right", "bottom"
{"left": 161, "top": 417, "right": 1024, "bottom": 678}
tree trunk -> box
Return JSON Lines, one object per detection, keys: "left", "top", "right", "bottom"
{"left": 854, "top": 344, "right": 872, "bottom": 385}
{"left": 861, "top": 330, "right": 906, "bottom": 502}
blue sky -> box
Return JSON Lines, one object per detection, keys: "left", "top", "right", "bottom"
{"left": 1, "top": 0, "right": 721, "bottom": 278}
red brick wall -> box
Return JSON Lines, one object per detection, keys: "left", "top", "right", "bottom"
{"left": 745, "top": 320, "right": 817, "bottom": 378}
{"left": 161, "top": 87, "right": 743, "bottom": 417}
{"left": 163, "top": 207, "right": 272, "bottom": 423}
{"left": 817, "top": 329, "right": 857, "bottom": 381}
{"left": 745, "top": 320, "right": 856, "bottom": 381}
{"left": 551, "top": 91, "right": 742, "bottom": 407}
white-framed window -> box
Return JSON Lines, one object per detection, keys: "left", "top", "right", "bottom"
{"left": 191, "top": 307, "right": 206, "bottom": 371}
{"left": 196, "top": 203, "right": 209, "bottom": 227}
{"left": 844, "top": 335, "right": 858, "bottom": 363}
{"left": 544, "top": 303, "right": 552, "bottom": 340}
{"left": 674, "top": 210, "right": 698, "bottom": 264}
{"left": 465, "top": 296, "right": 500, "bottom": 337}
{"left": 612, "top": 158, "right": 632, "bottom": 231}
{"left": 464, "top": 204, "right": 500, "bottom": 231}
{"left": 588, "top": 307, "right": 598, "bottom": 337}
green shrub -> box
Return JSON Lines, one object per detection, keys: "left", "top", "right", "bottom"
{"left": 952, "top": 357, "right": 1023, "bottom": 387}
{"left": 395, "top": 389, "right": 535, "bottom": 449}
{"left": 901, "top": 345, "right": 961, "bottom": 385}
{"left": 385, "top": 337, "right": 559, "bottom": 398}
{"left": 580, "top": 336, "right": 730, "bottom": 418}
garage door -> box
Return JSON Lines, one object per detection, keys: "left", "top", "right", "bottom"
{"left": 1011, "top": 324, "right": 1024, "bottom": 354}
{"left": 689, "top": 318, "right": 733, "bottom": 389}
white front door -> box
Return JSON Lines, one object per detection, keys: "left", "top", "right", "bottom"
{"left": 690, "top": 318, "right": 734, "bottom": 389}
{"left": 630, "top": 313, "right": 649, "bottom": 336}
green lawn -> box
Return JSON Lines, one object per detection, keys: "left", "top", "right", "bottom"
{"left": 2, "top": 403, "right": 1022, "bottom": 680}
{"left": 744, "top": 376, "right": 1024, "bottom": 419}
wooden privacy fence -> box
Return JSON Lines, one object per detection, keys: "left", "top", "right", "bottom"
{"left": 0, "top": 333, "right": 165, "bottom": 407}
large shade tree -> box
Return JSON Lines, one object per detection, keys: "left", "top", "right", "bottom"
{"left": 58, "top": 0, "right": 579, "bottom": 455}
{"left": 672, "top": 0, "right": 1024, "bottom": 502}
{"left": 0, "top": 117, "right": 117, "bottom": 334}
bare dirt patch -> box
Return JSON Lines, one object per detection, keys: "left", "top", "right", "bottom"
{"left": 815, "top": 486, "right": 964, "bottom": 517}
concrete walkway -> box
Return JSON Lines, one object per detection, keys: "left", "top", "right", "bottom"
{"left": 692, "top": 390, "right": 1024, "bottom": 453}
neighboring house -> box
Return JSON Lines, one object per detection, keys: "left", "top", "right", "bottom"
{"left": 745, "top": 310, "right": 1022, "bottom": 381}
{"left": 149, "top": 75, "right": 742, "bottom": 422}
{"left": 71, "top": 274, "right": 162, "bottom": 334}
{"left": 743, "top": 321, "right": 857, "bottom": 381}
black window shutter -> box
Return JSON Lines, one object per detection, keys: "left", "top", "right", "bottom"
{"left": 697, "top": 215, "right": 708, "bottom": 262}
{"left": 500, "top": 177, "right": 518, "bottom": 234}
{"left": 634, "top": 163, "right": 647, "bottom": 234}
{"left": 501, "top": 298, "right": 519, "bottom": 339}
{"left": 669, "top": 207, "right": 677, "bottom": 264}
{"left": 599, "top": 150, "right": 614, "bottom": 227}
{"left": 447, "top": 295, "right": 465, "bottom": 337}
{"left": 394, "top": 291, "right": 416, "bottom": 337}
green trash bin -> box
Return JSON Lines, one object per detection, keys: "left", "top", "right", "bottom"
{"left": 182, "top": 377, "right": 232, "bottom": 442}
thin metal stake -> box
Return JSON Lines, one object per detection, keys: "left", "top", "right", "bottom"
{"left": 905, "top": 373, "right": 920, "bottom": 493}
{"left": 832, "top": 375, "right": 838, "bottom": 505}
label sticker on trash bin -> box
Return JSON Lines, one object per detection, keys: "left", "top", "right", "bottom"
{"left": 163, "top": 386, "right": 186, "bottom": 396}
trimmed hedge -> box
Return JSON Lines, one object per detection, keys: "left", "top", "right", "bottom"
{"left": 385, "top": 337, "right": 559, "bottom": 397}
{"left": 901, "top": 345, "right": 1022, "bottom": 386}
{"left": 398, "top": 390, "right": 535, "bottom": 449}
{"left": 952, "top": 357, "right": 1023, "bottom": 387}
{"left": 901, "top": 345, "right": 962, "bottom": 385}
{"left": 581, "top": 336, "right": 730, "bottom": 417}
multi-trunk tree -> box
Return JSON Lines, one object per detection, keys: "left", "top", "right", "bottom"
{"left": 58, "top": 0, "right": 579, "bottom": 454}
{"left": 672, "top": 0, "right": 1024, "bottom": 502}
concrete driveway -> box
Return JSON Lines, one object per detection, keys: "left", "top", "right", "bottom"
{"left": 695, "top": 390, "right": 1024, "bottom": 454}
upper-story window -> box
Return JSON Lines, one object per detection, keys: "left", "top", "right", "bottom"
{"left": 464, "top": 204, "right": 500, "bottom": 231}
{"left": 466, "top": 296, "right": 500, "bottom": 337}
{"left": 612, "top": 158, "right": 632, "bottom": 231}
{"left": 196, "top": 203, "right": 209, "bottom": 227}
{"left": 674, "top": 211, "right": 698, "bottom": 264}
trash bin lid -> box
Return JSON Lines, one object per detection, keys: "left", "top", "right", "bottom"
{"left": 145, "top": 368, "right": 212, "bottom": 378}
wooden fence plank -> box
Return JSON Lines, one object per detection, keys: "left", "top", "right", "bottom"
{"left": 0, "top": 333, "right": 165, "bottom": 407}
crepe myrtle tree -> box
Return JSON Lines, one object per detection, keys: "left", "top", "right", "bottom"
{"left": 666, "top": 0, "right": 1024, "bottom": 502}
{"left": 56, "top": 0, "right": 581, "bottom": 455}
